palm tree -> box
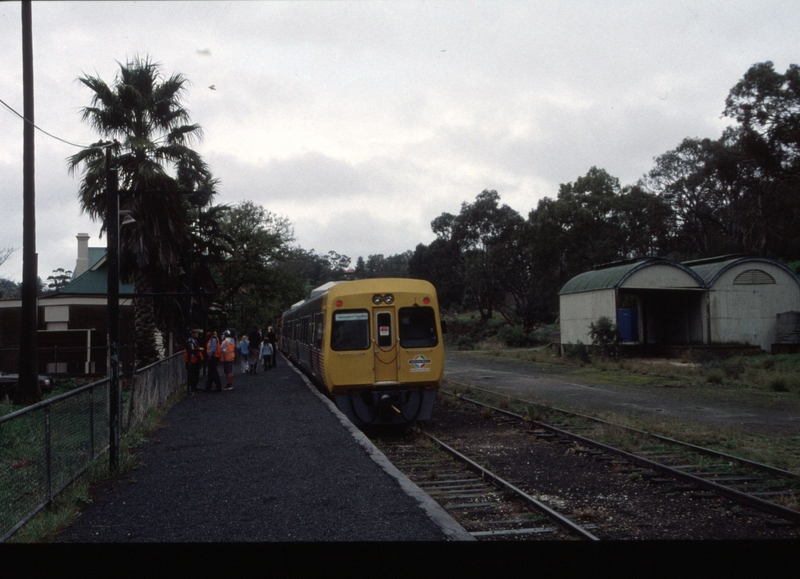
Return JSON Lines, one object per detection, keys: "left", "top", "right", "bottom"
{"left": 67, "top": 55, "right": 217, "bottom": 366}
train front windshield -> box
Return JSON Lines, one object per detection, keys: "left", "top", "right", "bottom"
{"left": 331, "top": 310, "right": 370, "bottom": 350}
{"left": 398, "top": 307, "right": 438, "bottom": 348}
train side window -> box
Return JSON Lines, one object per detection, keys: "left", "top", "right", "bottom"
{"left": 398, "top": 307, "right": 438, "bottom": 348}
{"left": 314, "top": 313, "right": 324, "bottom": 349}
{"left": 331, "top": 310, "right": 370, "bottom": 351}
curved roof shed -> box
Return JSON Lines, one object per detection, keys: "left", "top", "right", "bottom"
{"left": 559, "top": 255, "right": 800, "bottom": 352}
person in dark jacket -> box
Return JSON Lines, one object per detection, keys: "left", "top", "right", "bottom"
{"left": 184, "top": 329, "right": 204, "bottom": 392}
{"left": 204, "top": 330, "right": 222, "bottom": 392}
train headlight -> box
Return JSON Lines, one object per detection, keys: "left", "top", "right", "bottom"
{"left": 423, "top": 297, "right": 430, "bottom": 304}
{"left": 383, "top": 294, "right": 394, "bottom": 304}
{"left": 372, "top": 294, "right": 383, "bottom": 305}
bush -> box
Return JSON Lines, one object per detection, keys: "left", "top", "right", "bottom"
{"left": 498, "top": 325, "right": 536, "bottom": 348}
{"left": 455, "top": 335, "right": 475, "bottom": 350}
{"left": 722, "top": 358, "right": 745, "bottom": 379}
{"left": 588, "top": 316, "right": 620, "bottom": 359}
{"left": 693, "top": 350, "right": 722, "bottom": 368}
{"left": 563, "top": 341, "right": 591, "bottom": 363}
{"left": 769, "top": 378, "right": 790, "bottom": 392}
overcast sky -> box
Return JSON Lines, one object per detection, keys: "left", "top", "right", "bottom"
{"left": 1, "top": 1, "right": 798, "bottom": 283}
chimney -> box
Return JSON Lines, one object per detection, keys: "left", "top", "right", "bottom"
{"left": 74, "top": 233, "right": 90, "bottom": 278}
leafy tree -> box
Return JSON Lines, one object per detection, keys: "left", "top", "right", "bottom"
{"left": 354, "top": 256, "right": 366, "bottom": 278}
{"left": 210, "top": 201, "right": 298, "bottom": 330}
{"left": 408, "top": 240, "right": 462, "bottom": 311}
{"left": 723, "top": 61, "right": 800, "bottom": 178}
{"left": 67, "top": 55, "right": 218, "bottom": 365}
{"left": 431, "top": 190, "right": 524, "bottom": 322}
{"left": 722, "top": 61, "right": 800, "bottom": 260}
{"left": 362, "top": 252, "right": 412, "bottom": 278}
{"left": 46, "top": 268, "right": 73, "bottom": 292}
{"left": 0, "top": 277, "right": 20, "bottom": 299}
{"left": 526, "top": 167, "right": 673, "bottom": 321}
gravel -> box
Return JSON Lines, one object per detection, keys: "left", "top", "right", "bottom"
{"left": 427, "top": 399, "right": 800, "bottom": 540}
{"left": 52, "top": 361, "right": 450, "bottom": 542}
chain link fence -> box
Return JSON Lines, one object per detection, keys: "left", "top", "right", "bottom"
{"left": 0, "top": 353, "right": 185, "bottom": 542}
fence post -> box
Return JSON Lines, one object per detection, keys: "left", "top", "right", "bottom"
{"left": 44, "top": 406, "right": 51, "bottom": 507}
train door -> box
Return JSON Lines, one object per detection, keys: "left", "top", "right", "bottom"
{"left": 373, "top": 308, "right": 398, "bottom": 383}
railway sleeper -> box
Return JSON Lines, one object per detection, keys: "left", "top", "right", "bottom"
{"left": 471, "top": 527, "right": 556, "bottom": 537}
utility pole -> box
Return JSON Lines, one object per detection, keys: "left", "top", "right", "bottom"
{"left": 107, "top": 148, "right": 120, "bottom": 472}
{"left": 16, "top": 0, "right": 40, "bottom": 405}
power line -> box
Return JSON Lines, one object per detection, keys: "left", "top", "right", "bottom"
{"left": 0, "top": 95, "right": 113, "bottom": 150}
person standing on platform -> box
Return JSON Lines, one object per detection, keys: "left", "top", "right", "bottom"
{"left": 238, "top": 334, "right": 250, "bottom": 373}
{"left": 260, "top": 336, "right": 273, "bottom": 372}
{"left": 266, "top": 326, "right": 278, "bottom": 368}
{"left": 220, "top": 330, "right": 237, "bottom": 390}
{"left": 204, "top": 330, "right": 222, "bottom": 391}
{"left": 184, "top": 329, "right": 204, "bottom": 392}
{"left": 247, "top": 325, "right": 262, "bottom": 374}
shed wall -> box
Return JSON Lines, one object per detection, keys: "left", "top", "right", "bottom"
{"left": 559, "top": 289, "right": 616, "bottom": 346}
{"left": 708, "top": 263, "right": 800, "bottom": 351}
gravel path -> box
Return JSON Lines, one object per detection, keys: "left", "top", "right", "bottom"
{"left": 53, "top": 358, "right": 457, "bottom": 542}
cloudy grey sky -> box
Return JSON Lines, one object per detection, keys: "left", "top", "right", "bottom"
{"left": 1, "top": 1, "right": 798, "bottom": 282}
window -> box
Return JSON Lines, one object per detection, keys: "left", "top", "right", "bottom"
{"left": 376, "top": 312, "right": 393, "bottom": 348}
{"left": 733, "top": 269, "right": 775, "bottom": 285}
{"left": 331, "top": 310, "right": 370, "bottom": 351}
{"left": 398, "top": 307, "right": 438, "bottom": 348}
{"left": 314, "top": 313, "right": 324, "bottom": 349}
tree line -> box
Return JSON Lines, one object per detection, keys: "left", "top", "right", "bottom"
{"left": 408, "top": 61, "right": 800, "bottom": 330}
{"left": 5, "top": 57, "right": 797, "bottom": 374}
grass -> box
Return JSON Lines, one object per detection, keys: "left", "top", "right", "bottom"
{"left": 6, "top": 386, "right": 184, "bottom": 543}
{"left": 454, "top": 346, "right": 800, "bottom": 409}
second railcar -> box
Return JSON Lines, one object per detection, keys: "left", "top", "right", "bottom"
{"left": 280, "top": 278, "right": 444, "bottom": 426}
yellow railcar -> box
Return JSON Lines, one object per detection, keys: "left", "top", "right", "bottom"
{"left": 279, "top": 278, "right": 444, "bottom": 426}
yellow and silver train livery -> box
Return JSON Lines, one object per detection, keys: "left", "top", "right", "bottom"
{"left": 279, "top": 278, "right": 444, "bottom": 426}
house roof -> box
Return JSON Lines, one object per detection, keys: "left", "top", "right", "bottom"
{"left": 58, "top": 250, "right": 135, "bottom": 296}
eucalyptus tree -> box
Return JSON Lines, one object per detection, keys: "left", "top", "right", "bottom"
{"left": 67, "top": 55, "right": 217, "bottom": 365}
{"left": 722, "top": 61, "right": 800, "bottom": 260}
{"left": 427, "top": 190, "right": 524, "bottom": 322}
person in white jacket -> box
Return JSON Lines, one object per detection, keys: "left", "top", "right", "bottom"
{"left": 238, "top": 335, "right": 250, "bottom": 373}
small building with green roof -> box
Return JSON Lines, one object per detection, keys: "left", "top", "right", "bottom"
{"left": 559, "top": 255, "right": 800, "bottom": 353}
{"left": 0, "top": 234, "right": 136, "bottom": 376}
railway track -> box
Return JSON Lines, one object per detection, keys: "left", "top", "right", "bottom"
{"left": 444, "top": 383, "right": 800, "bottom": 527}
{"left": 371, "top": 428, "right": 600, "bottom": 540}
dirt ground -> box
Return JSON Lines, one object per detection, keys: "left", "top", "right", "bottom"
{"left": 445, "top": 351, "right": 800, "bottom": 437}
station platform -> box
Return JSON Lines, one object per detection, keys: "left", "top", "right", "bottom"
{"left": 52, "top": 354, "right": 472, "bottom": 543}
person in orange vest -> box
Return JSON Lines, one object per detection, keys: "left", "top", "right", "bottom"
{"left": 220, "top": 330, "right": 237, "bottom": 391}
{"left": 204, "top": 330, "right": 222, "bottom": 392}
{"left": 184, "top": 329, "right": 205, "bottom": 393}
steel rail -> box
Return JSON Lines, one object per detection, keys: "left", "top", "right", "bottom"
{"left": 416, "top": 429, "right": 601, "bottom": 540}
{"left": 447, "top": 381, "right": 800, "bottom": 481}
{"left": 451, "top": 392, "right": 800, "bottom": 525}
